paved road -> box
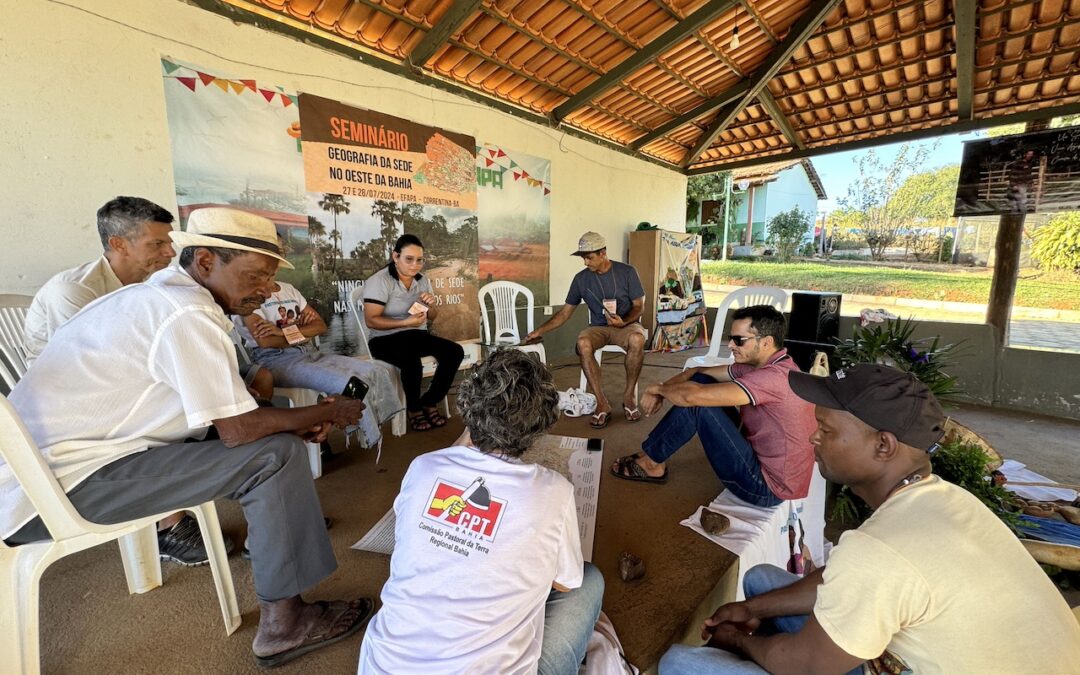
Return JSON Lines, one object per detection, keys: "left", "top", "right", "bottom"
{"left": 702, "top": 288, "right": 1080, "bottom": 353}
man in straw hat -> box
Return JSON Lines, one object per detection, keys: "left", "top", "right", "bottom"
{"left": 660, "top": 364, "right": 1080, "bottom": 674}
{"left": 525, "top": 231, "right": 647, "bottom": 429}
{"left": 3, "top": 207, "right": 374, "bottom": 667}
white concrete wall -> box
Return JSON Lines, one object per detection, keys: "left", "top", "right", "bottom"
{"left": 762, "top": 165, "right": 819, "bottom": 225}
{"left": 0, "top": 0, "right": 686, "bottom": 306}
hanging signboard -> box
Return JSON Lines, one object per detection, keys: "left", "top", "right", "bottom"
{"left": 954, "top": 126, "right": 1080, "bottom": 217}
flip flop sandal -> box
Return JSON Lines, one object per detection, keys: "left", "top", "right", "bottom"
{"left": 610, "top": 453, "right": 668, "bottom": 484}
{"left": 590, "top": 411, "right": 610, "bottom": 429}
{"left": 623, "top": 405, "right": 642, "bottom": 422}
{"left": 254, "top": 598, "right": 375, "bottom": 668}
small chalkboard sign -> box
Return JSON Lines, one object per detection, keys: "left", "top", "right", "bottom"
{"left": 954, "top": 126, "right": 1080, "bottom": 217}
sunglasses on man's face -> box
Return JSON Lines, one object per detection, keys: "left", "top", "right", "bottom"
{"left": 726, "top": 334, "right": 762, "bottom": 346}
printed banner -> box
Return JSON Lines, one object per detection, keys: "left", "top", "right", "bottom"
{"left": 476, "top": 143, "right": 551, "bottom": 305}
{"left": 162, "top": 59, "right": 551, "bottom": 350}
{"left": 299, "top": 94, "right": 479, "bottom": 341}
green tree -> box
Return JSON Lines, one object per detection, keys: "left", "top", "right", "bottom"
{"left": 1030, "top": 212, "right": 1080, "bottom": 273}
{"left": 317, "top": 193, "right": 350, "bottom": 273}
{"left": 839, "top": 144, "right": 933, "bottom": 260}
{"left": 766, "top": 207, "right": 812, "bottom": 263}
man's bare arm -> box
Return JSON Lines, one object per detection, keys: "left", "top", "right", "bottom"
{"left": 212, "top": 396, "right": 364, "bottom": 447}
{"left": 525, "top": 304, "right": 576, "bottom": 341}
{"left": 713, "top": 614, "right": 864, "bottom": 675}
{"left": 657, "top": 380, "right": 751, "bottom": 408}
{"left": 244, "top": 313, "right": 326, "bottom": 349}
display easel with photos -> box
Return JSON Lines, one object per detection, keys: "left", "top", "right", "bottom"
{"left": 628, "top": 230, "right": 708, "bottom": 352}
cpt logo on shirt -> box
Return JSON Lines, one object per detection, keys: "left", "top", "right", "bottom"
{"left": 423, "top": 477, "right": 507, "bottom": 541}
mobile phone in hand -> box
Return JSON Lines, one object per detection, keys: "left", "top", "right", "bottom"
{"left": 341, "top": 376, "right": 369, "bottom": 401}
{"left": 587, "top": 438, "right": 603, "bottom": 452}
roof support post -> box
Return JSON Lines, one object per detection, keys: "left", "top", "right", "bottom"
{"left": 682, "top": 0, "right": 843, "bottom": 168}
{"left": 551, "top": 0, "right": 739, "bottom": 123}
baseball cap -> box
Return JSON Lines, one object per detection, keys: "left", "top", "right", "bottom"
{"left": 788, "top": 364, "right": 946, "bottom": 451}
{"left": 572, "top": 231, "right": 606, "bottom": 256}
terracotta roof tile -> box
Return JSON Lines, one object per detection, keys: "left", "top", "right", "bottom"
{"left": 230, "top": 0, "right": 1080, "bottom": 171}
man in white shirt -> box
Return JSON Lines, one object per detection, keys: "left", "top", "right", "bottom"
{"left": 2, "top": 208, "right": 374, "bottom": 667}
{"left": 22, "top": 196, "right": 271, "bottom": 565}
{"left": 660, "top": 364, "right": 1080, "bottom": 675}
{"left": 23, "top": 196, "right": 177, "bottom": 363}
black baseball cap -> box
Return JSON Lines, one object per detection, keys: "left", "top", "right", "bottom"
{"left": 789, "top": 364, "right": 946, "bottom": 451}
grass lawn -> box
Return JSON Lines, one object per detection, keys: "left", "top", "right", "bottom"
{"left": 699, "top": 259, "right": 1080, "bottom": 311}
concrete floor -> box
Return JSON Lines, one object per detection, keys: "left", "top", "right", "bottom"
{"left": 31, "top": 347, "right": 1080, "bottom": 674}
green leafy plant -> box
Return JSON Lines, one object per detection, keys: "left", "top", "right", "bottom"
{"left": 930, "top": 439, "right": 1023, "bottom": 533}
{"left": 1030, "top": 212, "right": 1080, "bottom": 274}
{"left": 833, "top": 316, "right": 964, "bottom": 400}
{"left": 766, "top": 207, "right": 811, "bottom": 263}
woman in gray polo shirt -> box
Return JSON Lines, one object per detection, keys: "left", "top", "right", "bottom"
{"left": 362, "top": 234, "right": 464, "bottom": 431}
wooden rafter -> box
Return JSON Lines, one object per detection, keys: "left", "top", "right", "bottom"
{"left": 407, "top": 0, "right": 484, "bottom": 67}
{"left": 954, "top": 0, "right": 976, "bottom": 119}
{"left": 757, "top": 87, "right": 805, "bottom": 149}
{"left": 551, "top": 0, "right": 740, "bottom": 123}
{"left": 630, "top": 80, "right": 751, "bottom": 150}
{"left": 683, "top": 0, "right": 843, "bottom": 167}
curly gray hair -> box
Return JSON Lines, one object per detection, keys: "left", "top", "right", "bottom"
{"left": 456, "top": 349, "right": 559, "bottom": 458}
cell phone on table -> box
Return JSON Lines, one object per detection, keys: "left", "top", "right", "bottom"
{"left": 587, "top": 438, "right": 603, "bottom": 452}
{"left": 341, "top": 376, "right": 369, "bottom": 401}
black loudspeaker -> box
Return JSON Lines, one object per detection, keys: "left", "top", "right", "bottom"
{"left": 784, "top": 339, "right": 835, "bottom": 372}
{"left": 787, "top": 291, "right": 842, "bottom": 343}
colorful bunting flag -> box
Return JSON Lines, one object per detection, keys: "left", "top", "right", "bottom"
{"left": 177, "top": 77, "right": 197, "bottom": 92}
{"left": 544, "top": 188, "right": 551, "bottom": 195}
{"left": 161, "top": 60, "right": 181, "bottom": 75}
{"left": 213, "top": 79, "right": 231, "bottom": 93}
{"left": 280, "top": 93, "right": 293, "bottom": 107}
{"left": 259, "top": 89, "right": 276, "bottom": 102}
{"left": 197, "top": 71, "right": 216, "bottom": 86}
{"left": 241, "top": 79, "right": 257, "bottom": 92}
{"left": 229, "top": 81, "right": 245, "bottom": 95}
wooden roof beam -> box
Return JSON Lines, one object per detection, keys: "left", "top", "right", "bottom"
{"left": 757, "top": 87, "right": 805, "bottom": 149}
{"left": 955, "top": 0, "right": 977, "bottom": 120}
{"left": 408, "top": 0, "right": 485, "bottom": 67}
{"left": 685, "top": 100, "right": 1080, "bottom": 174}
{"left": 551, "top": 0, "right": 740, "bottom": 124}
{"left": 630, "top": 80, "right": 750, "bottom": 150}
{"left": 682, "top": 0, "right": 843, "bottom": 167}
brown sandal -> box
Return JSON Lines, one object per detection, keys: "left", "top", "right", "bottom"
{"left": 424, "top": 407, "right": 448, "bottom": 428}
{"left": 254, "top": 598, "right": 375, "bottom": 668}
{"left": 408, "top": 411, "right": 432, "bottom": 432}
{"left": 610, "top": 453, "right": 668, "bottom": 484}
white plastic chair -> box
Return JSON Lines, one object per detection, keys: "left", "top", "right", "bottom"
{"left": 348, "top": 287, "right": 449, "bottom": 434}
{"left": 229, "top": 330, "right": 323, "bottom": 479}
{"left": 478, "top": 281, "right": 546, "bottom": 364}
{"left": 0, "top": 395, "right": 240, "bottom": 674}
{"left": 0, "top": 294, "right": 33, "bottom": 391}
{"left": 683, "top": 286, "right": 788, "bottom": 371}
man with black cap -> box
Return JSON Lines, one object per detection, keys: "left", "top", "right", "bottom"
{"left": 3, "top": 208, "right": 375, "bottom": 667}
{"left": 525, "top": 231, "right": 647, "bottom": 429}
{"left": 660, "top": 364, "right": 1080, "bottom": 674}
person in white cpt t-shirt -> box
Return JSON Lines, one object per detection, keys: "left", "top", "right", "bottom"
{"left": 358, "top": 349, "right": 605, "bottom": 675}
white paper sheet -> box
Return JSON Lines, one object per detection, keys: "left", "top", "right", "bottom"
{"left": 352, "top": 435, "right": 602, "bottom": 560}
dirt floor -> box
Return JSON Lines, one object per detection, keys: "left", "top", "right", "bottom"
{"left": 27, "top": 348, "right": 1080, "bottom": 674}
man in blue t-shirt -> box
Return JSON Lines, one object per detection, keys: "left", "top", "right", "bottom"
{"left": 526, "top": 231, "right": 646, "bottom": 429}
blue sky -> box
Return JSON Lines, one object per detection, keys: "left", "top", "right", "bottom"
{"left": 810, "top": 129, "right": 989, "bottom": 214}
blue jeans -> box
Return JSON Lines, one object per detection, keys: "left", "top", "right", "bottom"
{"left": 643, "top": 374, "right": 781, "bottom": 507}
{"left": 540, "top": 562, "right": 605, "bottom": 675}
{"left": 659, "top": 565, "right": 862, "bottom": 674}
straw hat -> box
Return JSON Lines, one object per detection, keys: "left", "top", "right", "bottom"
{"left": 170, "top": 207, "right": 294, "bottom": 269}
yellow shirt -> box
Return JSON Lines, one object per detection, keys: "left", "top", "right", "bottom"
{"left": 815, "top": 476, "right": 1080, "bottom": 674}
